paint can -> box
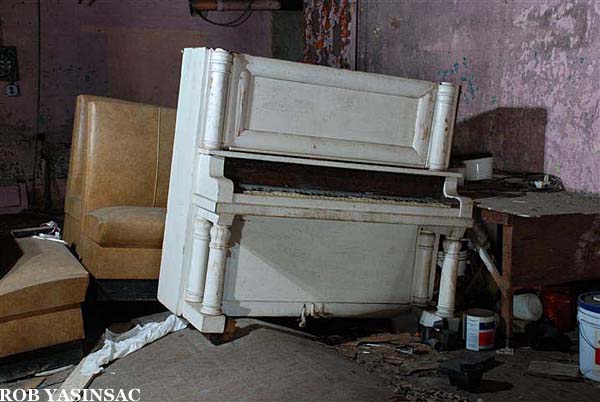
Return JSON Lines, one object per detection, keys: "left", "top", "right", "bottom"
{"left": 464, "top": 309, "right": 496, "bottom": 351}
{"left": 577, "top": 292, "right": 600, "bottom": 382}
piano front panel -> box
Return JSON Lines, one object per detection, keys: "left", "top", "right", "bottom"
{"left": 222, "top": 216, "right": 418, "bottom": 314}
{"left": 224, "top": 53, "right": 443, "bottom": 168}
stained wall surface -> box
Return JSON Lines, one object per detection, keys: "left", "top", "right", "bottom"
{"left": 358, "top": 0, "right": 600, "bottom": 193}
{"left": 0, "top": 1, "right": 301, "bottom": 206}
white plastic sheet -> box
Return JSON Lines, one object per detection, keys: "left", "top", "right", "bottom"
{"left": 81, "top": 314, "right": 188, "bottom": 376}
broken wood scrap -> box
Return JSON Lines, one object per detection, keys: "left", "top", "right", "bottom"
{"left": 337, "top": 332, "right": 413, "bottom": 355}
{"left": 526, "top": 360, "right": 581, "bottom": 381}
{"left": 336, "top": 332, "right": 434, "bottom": 368}
{"left": 38, "top": 366, "right": 75, "bottom": 388}
{"left": 3, "top": 376, "right": 45, "bottom": 391}
{"left": 391, "top": 380, "right": 470, "bottom": 402}
{"left": 355, "top": 332, "right": 413, "bottom": 345}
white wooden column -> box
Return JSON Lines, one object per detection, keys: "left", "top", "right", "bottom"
{"left": 202, "top": 49, "right": 233, "bottom": 150}
{"left": 185, "top": 218, "right": 212, "bottom": 302}
{"left": 411, "top": 230, "right": 436, "bottom": 306}
{"left": 429, "top": 82, "right": 458, "bottom": 171}
{"left": 436, "top": 237, "right": 461, "bottom": 318}
{"left": 200, "top": 224, "right": 232, "bottom": 316}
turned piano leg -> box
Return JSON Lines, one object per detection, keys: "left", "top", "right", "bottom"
{"left": 436, "top": 237, "right": 461, "bottom": 318}
{"left": 185, "top": 218, "right": 212, "bottom": 303}
{"left": 196, "top": 223, "right": 232, "bottom": 332}
{"left": 411, "top": 230, "right": 436, "bottom": 307}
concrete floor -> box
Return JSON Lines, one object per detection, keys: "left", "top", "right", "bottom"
{"left": 363, "top": 347, "right": 600, "bottom": 402}
{"left": 81, "top": 324, "right": 600, "bottom": 402}
{"left": 90, "top": 327, "right": 393, "bottom": 402}
{"left": 4, "top": 320, "right": 600, "bottom": 401}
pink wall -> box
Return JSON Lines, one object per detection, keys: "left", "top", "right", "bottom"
{"left": 358, "top": 0, "right": 600, "bottom": 193}
{"left": 0, "top": 1, "right": 275, "bottom": 206}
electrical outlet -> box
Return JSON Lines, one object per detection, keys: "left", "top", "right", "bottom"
{"left": 5, "top": 84, "right": 20, "bottom": 97}
{"left": 0, "top": 47, "right": 19, "bottom": 82}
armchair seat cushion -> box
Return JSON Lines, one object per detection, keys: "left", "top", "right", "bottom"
{"left": 82, "top": 206, "right": 166, "bottom": 248}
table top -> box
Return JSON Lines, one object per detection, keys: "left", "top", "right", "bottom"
{"left": 475, "top": 191, "right": 600, "bottom": 218}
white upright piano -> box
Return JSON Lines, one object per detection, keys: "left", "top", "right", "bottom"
{"left": 158, "top": 48, "right": 472, "bottom": 333}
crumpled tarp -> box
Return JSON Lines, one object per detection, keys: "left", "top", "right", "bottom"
{"left": 81, "top": 314, "right": 188, "bottom": 376}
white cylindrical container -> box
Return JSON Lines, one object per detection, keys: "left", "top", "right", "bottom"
{"left": 463, "top": 155, "right": 493, "bottom": 181}
{"left": 464, "top": 309, "right": 496, "bottom": 351}
{"left": 578, "top": 292, "right": 600, "bottom": 382}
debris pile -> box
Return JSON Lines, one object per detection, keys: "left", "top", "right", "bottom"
{"left": 389, "top": 381, "right": 471, "bottom": 402}
{"left": 336, "top": 332, "right": 440, "bottom": 374}
{"left": 332, "top": 331, "right": 473, "bottom": 400}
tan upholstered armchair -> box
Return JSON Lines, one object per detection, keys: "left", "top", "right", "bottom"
{"left": 64, "top": 96, "right": 176, "bottom": 280}
{"left": 64, "top": 95, "right": 107, "bottom": 247}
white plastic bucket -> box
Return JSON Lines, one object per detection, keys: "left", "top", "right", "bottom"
{"left": 578, "top": 292, "right": 600, "bottom": 382}
{"left": 464, "top": 308, "right": 496, "bottom": 351}
{"left": 513, "top": 293, "right": 543, "bottom": 321}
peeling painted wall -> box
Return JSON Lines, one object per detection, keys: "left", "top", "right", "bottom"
{"left": 0, "top": 0, "right": 292, "bottom": 207}
{"left": 304, "top": 0, "right": 354, "bottom": 68}
{"left": 358, "top": 0, "right": 600, "bottom": 193}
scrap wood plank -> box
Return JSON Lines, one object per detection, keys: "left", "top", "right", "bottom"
{"left": 55, "top": 358, "right": 95, "bottom": 401}
{"left": 356, "top": 332, "right": 412, "bottom": 345}
{"left": 526, "top": 360, "right": 581, "bottom": 381}
{"left": 4, "top": 376, "right": 45, "bottom": 391}
{"left": 338, "top": 332, "right": 412, "bottom": 359}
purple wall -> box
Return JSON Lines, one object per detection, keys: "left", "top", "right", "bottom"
{"left": 0, "top": 1, "right": 274, "bottom": 206}
{"left": 358, "top": 0, "right": 600, "bottom": 193}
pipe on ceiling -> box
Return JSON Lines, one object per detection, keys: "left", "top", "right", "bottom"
{"left": 190, "top": 0, "right": 282, "bottom": 12}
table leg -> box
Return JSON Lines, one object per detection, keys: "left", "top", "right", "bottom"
{"left": 501, "top": 223, "right": 514, "bottom": 349}
{"left": 501, "top": 288, "right": 514, "bottom": 348}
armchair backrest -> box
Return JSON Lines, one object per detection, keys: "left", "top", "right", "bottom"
{"left": 81, "top": 99, "right": 176, "bottom": 217}
{"left": 65, "top": 95, "right": 117, "bottom": 220}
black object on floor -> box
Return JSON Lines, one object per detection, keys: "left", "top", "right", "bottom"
{"left": 526, "top": 321, "right": 573, "bottom": 352}
{"left": 439, "top": 352, "right": 500, "bottom": 392}
{"left": 94, "top": 279, "right": 159, "bottom": 301}
{"left": 0, "top": 340, "right": 82, "bottom": 383}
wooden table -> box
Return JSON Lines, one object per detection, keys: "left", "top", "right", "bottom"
{"left": 474, "top": 191, "right": 600, "bottom": 346}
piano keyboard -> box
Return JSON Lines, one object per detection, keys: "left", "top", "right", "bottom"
{"left": 241, "top": 186, "right": 452, "bottom": 208}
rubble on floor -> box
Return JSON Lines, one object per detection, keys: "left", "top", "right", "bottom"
{"left": 3, "top": 317, "right": 600, "bottom": 402}
{"left": 327, "top": 328, "right": 600, "bottom": 402}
